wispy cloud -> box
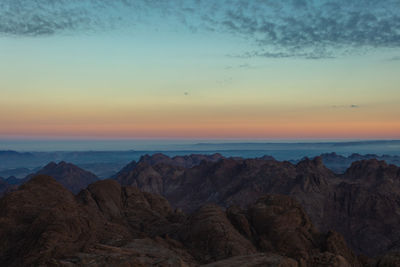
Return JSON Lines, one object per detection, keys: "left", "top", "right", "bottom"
{"left": 332, "top": 104, "right": 360, "bottom": 109}
{"left": 212, "top": 0, "right": 400, "bottom": 59}
{"left": 225, "top": 63, "right": 258, "bottom": 70}
{"left": 231, "top": 50, "right": 336, "bottom": 59}
{"left": 1, "top": 0, "right": 400, "bottom": 59}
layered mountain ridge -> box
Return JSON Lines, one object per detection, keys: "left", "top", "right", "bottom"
{"left": 0, "top": 174, "right": 367, "bottom": 266}
{"left": 2, "top": 153, "right": 400, "bottom": 264}
{"left": 114, "top": 154, "right": 400, "bottom": 257}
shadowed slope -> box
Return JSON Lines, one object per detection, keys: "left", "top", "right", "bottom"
{"left": 26, "top": 161, "right": 98, "bottom": 194}
{"left": 115, "top": 154, "right": 400, "bottom": 257}
{"left": 0, "top": 174, "right": 361, "bottom": 266}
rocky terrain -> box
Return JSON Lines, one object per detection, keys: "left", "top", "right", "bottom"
{"left": 113, "top": 153, "right": 224, "bottom": 177}
{"left": 2, "top": 153, "right": 400, "bottom": 265}
{"left": 0, "top": 175, "right": 369, "bottom": 266}
{"left": 115, "top": 154, "right": 400, "bottom": 257}
{"left": 25, "top": 161, "right": 99, "bottom": 194}
{"left": 0, "top": 161, "right": 99, "bottom": 195}
{"left": 0, "top": 177, "right": 9, "bottom": 197}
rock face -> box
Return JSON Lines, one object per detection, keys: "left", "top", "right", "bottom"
{"left": 180, "top": 204, "right": 257, "bottom": 262}
{"left": 114, "top": 153, "right": 224, "bottom": 179}
{"left": 0, "top": 177, "right": 8, "bottom": 197}
{"left": 332, "top": 160, "right": 400, "bottom": 256}
{"left": 26, "top": 161, "right": 99, "bottom": 194}
{"left": 0, "top": 175, "right": 360, "bottom": 266}
{"left": 140, "top": 153, "right": 225, "bottom": 168}
{"left": 230, "top": 195, "right": 360, "bottom": 267}
{"left": 115, "top": 154, "right": 400, "bottom": 257}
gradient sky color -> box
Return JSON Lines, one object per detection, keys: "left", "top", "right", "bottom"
{"left": 1, "top": 0, "right": 400, "bottom": 139}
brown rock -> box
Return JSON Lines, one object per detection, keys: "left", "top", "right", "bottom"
{"left": 248, "top": 195, "right": 319, "bottom": 260}
{"left": 181, "top": 204, "right": 257, "bottom": 263}
{"left": 0, "top": 175, "right": 194, "bottom": 266}
{"left": 201, "top": 253, "right": 298, "bottom": 267}
{"left": 0, "top": 172, "right": 363, "bottom": 267}
{"left": 114, "top": 155, "right": 400, "bottom": 257}
{"left": 376, "top": 250, "right": 400, "bottom": 267}
{"left": 25, "top": 161, "right": 99, "bottom": 194}
{"left": 0, "top": 175, "right": 95, "bottom": 266}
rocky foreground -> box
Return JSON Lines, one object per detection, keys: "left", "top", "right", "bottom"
{"left": 0, "top": 175, "right": 375, "bottom": 266}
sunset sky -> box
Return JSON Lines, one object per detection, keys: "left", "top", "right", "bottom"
{"left": 1, "top": 0, "right": 400, "bottom": 139}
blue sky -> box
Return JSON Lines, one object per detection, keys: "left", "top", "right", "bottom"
{"left": 0, "top": 0, "right": 399, "bottom": 139}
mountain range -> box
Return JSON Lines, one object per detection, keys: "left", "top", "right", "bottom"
{"left": 1, "top": 153, "right": 400, "bottom": 265}
{"left": 114, "top": 154, "right": 400, "bottom": 257}
{"left": 0, "top": 175, "right": 371, "bottom": 266}
{"left": 1, "top": 147, "right": 399, "bottom": 178}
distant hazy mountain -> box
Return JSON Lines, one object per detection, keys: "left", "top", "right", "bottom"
{"left": 1, "top": 141, "right": 400, "bottom": 177}
{"left": 0, "top": 150, "right": 34, "bottom": 158}
{"left": 4, "top": 176, "right": 25, "bottom": 185}
{"left": 317, "top": 152, "right": 400, "bottom": 173}
{"left": 25, "top": 161, "right": 98, "bottom": 194}
{"left": 0, "top": 150, "right": 36, "bottom": 169}
{"left": 0, "top": 167, "right": 36, "bottom": 179}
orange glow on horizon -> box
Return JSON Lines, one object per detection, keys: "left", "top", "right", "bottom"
{"left": 1, "top": 120, "right": 399, "bottom": 139}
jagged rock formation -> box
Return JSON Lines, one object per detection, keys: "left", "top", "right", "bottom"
{"left": 114, "top": 153, "right": 224, "bottom": 178}
{"left": 0, "top": 175, "right": 361, "bottom": 266}
{"left": 115, "top": 154, "right": 400, "bottom": 257}
{"left": 25, "top": 161, "right": 98, "bottom": 194}
{"left": 140, "top": 153, "right": 225, "bottom": 168}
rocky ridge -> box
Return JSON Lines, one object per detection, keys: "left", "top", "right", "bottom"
{"left": 25, "top": 161, "right": 99, "bottom": 194}
{"left": 0, "top": 175, "right": 364, "bottom": 267}
{"left": 115, "top": 154, "right": 400, "bottom": 257}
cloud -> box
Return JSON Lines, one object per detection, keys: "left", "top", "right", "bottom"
{"left": 1, "top": 0, "right": 400, "bottom": 59}
{"left": 0, "top": 0, "right": 172, "bottom": 36}
{"left": 332, "top": 104, "right": 360, "bottom": 109}
{"left": 232, "top": 50, "right": 335, "bottom": 59}
{"left": 211, "top": 0, "right": 400, "bottom": 59}
{"left": 225, "top": 63, "right": 257, "bottom": 69}
{"left": 0, "top": 0, "right": 110, "bottom": 36}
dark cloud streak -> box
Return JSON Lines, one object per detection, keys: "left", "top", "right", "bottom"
{"left": 332, "top": 105, "right": 360, "bottom": 109}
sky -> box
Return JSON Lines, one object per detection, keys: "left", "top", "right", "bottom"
{"left": 1, "top": 0, "right": 400, "bottom": 139}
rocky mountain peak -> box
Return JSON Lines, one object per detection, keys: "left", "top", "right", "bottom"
{"left": 26, "top": 161, "right": 98, "bottom": 194}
